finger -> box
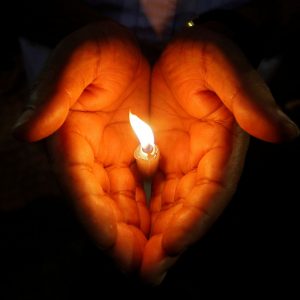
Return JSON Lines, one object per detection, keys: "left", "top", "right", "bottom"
{"left": 201, "top": 31, "right": 299, "bottom": 142}
{"left": 141, "top": 235, "right": 179, "bottom": 286}
{"left": 49, "top": 124, "right": 122, "bottom": 249}
{"left": 13, "top": 23, "right": 144, "bottom": 142}
{"left": 50, "top": 118, "right": 149, "bottom": 271}
{"left": 105, "top": 166, "right": 150, "bottom": 236}
{"left": 162, "top": 124, "right": 249, "bottom": 256}
{"left": 161, "top": 28, "right": 299, "bottom": 142}
{"left": 112, "top": 223, "right": 147, "bottom": 273}
{"left": 12, "top": 39, "right": 97, "bottom": 141}
{"left": 67, "top": 164, "right": 147, "bottom": 271}
{"left": 67, "top": 166, "right": 147, "bottom": 272}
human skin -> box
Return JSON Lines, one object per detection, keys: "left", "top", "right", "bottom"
{"left": 13, "top": 22, "right": 299, "bottom": 284}
{"left": 140, "top": 26, "right": 299, "bottom": 284}
{"left": 14, "top": 21, "right": 151, "bottom": 273}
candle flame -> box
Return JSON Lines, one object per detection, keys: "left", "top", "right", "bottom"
{"left": 129, "top": 112, "right": 154, "bottom": 153}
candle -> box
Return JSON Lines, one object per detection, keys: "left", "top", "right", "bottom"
{"left": 129, "top": 112, "right": 160, "bottom": 178}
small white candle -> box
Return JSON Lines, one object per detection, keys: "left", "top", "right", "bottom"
{"left": 129, "top": 112, "right": 160, "bottom": 178}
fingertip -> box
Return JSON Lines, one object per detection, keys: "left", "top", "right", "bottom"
{"left": 234, "top": 101, "right": 300, "bottom": 143}
{"left": 12, "top": 99, "right": 70, "bottom": 142}
{"left": 12, "top": 109, "right": 36, "bottom": 141}
{"left": 150, "top": 272, "right": 168, "bottom": 287}
{"left": 240, "top": 111, "right": 300, "bottom": 143}
{"left": 111, "top": 224, "right": 146, "bottom": 274}
{"left": 141, "top": 235, "right": 178, "bottom": 285}
{"left": 275, "top": 109, "right": 300, "bottom": 141}
{"left": 13, "top": 108, "right": 35, "bottom": 129}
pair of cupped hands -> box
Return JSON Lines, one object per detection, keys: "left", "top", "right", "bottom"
{"left": 13, "top": 20, "right": 299, "bottom": 285}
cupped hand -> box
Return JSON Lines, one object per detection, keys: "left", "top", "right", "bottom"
{"left": 14, "top": 21, "right": 151, "bottom": 273}
{"left": 141, "top": 26, "right": 299, "bottom": 284}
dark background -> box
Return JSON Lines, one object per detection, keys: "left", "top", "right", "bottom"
{"left": 0, "top": 0, "right": 299, "bottom": 298}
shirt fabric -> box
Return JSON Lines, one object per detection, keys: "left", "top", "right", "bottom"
{"left": 20, "top": 0, "right": 249, "bottom": 82}
{"left": 85, "top": 0, "right": 249, "bottom": 45}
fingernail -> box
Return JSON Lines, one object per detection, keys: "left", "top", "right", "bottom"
{"left": 277, "top": 109, "right": 300, "bottom": 138}
{"left": 285, "top": 120, "right": 300, "bottom": 138}
{"left": 12, "top": 109, "right": 35, "bottom": 130}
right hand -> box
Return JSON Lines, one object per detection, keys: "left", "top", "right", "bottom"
{"left": 13, "top": 21, "right": 151, "bottom": 273}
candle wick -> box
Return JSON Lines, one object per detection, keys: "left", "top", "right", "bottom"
{"left": 142, "top": 144, "right": 153, "bottom": 154}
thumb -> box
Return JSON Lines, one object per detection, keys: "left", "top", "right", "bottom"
{"left": 13, "top": 86, "right": 75, "bottom": 142}
{"left": 204, "top": 37, "right": 299, "bottom": 142}
{"left": 12, "top": 34, "right": 97, "bottom": 142}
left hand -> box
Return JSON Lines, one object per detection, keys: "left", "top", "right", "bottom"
{"left": 141, "top": 26, "right": 299, "bottom": 284}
